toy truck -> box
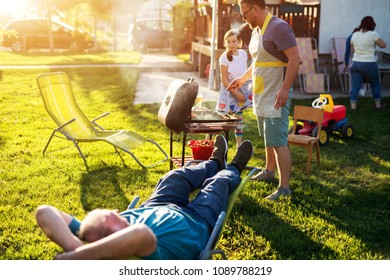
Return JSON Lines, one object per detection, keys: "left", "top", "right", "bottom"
{"left": 290, "top": 94, "right": 354, "bottom": 145}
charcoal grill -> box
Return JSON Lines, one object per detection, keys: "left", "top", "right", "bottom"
{"left": 170, "top": 108, "right": 240, "bottom": 168}
{"left": 158, "top": 78, "right": 240, "bottom": 168}
{"left": 158, "top": 77, "right": 239, "bottom": 169}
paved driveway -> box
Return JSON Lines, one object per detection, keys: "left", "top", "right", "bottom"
{"left": 134, "top": 53, "right": 219, "bottom": 105}
{"left": 135, "top": 70, "right": 219, "bottom": 105}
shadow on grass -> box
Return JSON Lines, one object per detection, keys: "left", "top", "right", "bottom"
{"left": 291, "top": 170, "right": 390, "bottom": 258}
{"left": 226, "top": 128, "right": 389, "bottom": 259}
{"left": 233, "top": 193, "right": 336, "bottom": 259}
{"left": 79, "top": 166, "right": 148, "bottom": 212}
{"left": 288, "top": 97, "right": 390, "bottom": 257}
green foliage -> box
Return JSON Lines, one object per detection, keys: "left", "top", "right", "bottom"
{"left": 0, "top": 56, "right": 389, "bottom": 260}
{"left": 172, "top": 1, "right": 194, "bottom": 54}
{"left": 0, "top": 29, "right": 18, "bottom": 39}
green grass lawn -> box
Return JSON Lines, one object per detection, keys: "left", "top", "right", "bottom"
{"left": 0, "top": 55, "right": 389, "bottom": 260}
{"left": 0, "top": 51, "right": 141, "bottom": 65}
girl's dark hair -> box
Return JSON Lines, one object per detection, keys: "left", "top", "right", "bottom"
{"left": 223, "top": 30, "right": 242, "bottom": 61}
{"left": 359, "top": 16, "right": 376, "bottom": 31}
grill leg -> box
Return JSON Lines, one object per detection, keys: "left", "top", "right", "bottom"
{"left": 181, "top": 132, "right": 187, "bottom": 167}
{"left": 170, "top": 130, "right": 173, "bottom": 170}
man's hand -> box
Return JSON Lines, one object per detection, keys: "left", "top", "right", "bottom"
{"left": 274, "top": 88, "right": 289, "bottom": 110}
{"left": 227, "top": 78, "right": 245, "bottom": 90}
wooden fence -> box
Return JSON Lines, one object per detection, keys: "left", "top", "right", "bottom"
{"left": 192, "top": 3, "right": 321, "bottom": 49}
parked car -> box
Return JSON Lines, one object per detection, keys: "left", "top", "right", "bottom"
{"left": 1, "top": 18, "right": 94, "bottom": 52}
{"left": 128, "top": 18, "right": 172, "bottom": 51}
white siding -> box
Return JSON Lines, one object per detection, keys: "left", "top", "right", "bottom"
{"left": 319, "top": 0, "right": 390, "bottom": 54}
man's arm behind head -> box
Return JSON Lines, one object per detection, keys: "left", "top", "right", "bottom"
{"left": 35, "top": 205, "right": 84, "bottom": 252}
{"left": 36, "top": 205, "right": 157, "bottom": 259}
{"left": 55, "top": 223, "right": 157, "bottom": 260}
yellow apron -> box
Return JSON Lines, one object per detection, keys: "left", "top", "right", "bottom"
{"left": 249, "top": 12, "right": 288, "bottom": 118}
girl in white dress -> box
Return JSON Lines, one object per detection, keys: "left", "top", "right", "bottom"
{"left": 216, "top": 30, "right": 252, "bottom": 148}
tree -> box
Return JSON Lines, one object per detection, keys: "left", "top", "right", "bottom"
{"left": 172, "top": 1, "right": 194, "bottom": 54}
{"left": 88, "top": 0, "right": 139, "bottom": 51}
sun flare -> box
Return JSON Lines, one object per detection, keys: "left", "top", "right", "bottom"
{"left": 0, "top": 0, "right": 29, "bottom": 17}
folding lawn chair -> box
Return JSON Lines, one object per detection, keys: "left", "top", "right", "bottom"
{"left": 330, "top": 37, "right": 350, "bottom": 93}
{"left": 127, "top": 165, "right": 257, "bottom": 260}
{"left": 376, "top": 50, "right": 390, "bottom": 80}
{"left": 296, "top": 37, "right": 330, "bottom": 94}
{"left": 199, "top": 166, "right": 258, "bottom": 260}
{"left": 37, "top": 71, "right": 168, "bottom": 170}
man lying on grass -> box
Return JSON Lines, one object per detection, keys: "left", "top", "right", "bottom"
{"left": 36, "top": 135, "right": 253, "bottom": 260}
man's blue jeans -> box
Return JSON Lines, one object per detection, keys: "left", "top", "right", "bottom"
{"left": 141, "top": 160, "right": 242, "bottom": 230}
{"left": 349, "top": 61, "right": 381, "bottom": 102}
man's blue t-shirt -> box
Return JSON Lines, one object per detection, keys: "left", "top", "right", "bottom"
{"left": 69, "top": 206, "right": 210, "bottom": 260}
{"left": 121, "top": 206, "right": 210, "bottom": 260}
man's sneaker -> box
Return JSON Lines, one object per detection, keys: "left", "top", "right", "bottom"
{"left": 210, "top": 135, "right": 228, "bottom": 170}
{"left": 265, "top": 187, "right": 291, "bottom": 200}
{"left": 230, "top": 140, "right": 253, "bottom": 173}
{"left": 251, "top": 169, "right": 275, "bottom": 182}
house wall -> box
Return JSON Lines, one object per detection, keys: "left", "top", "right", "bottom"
{"left": 319, "top": 0, "right": 390, "bottom": 54}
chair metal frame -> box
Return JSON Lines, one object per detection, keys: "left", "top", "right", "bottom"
{"left": 199, "top": 166, "right": 258, "bottom": 260}
{"left": 330, "top": 37, "right": 350, "bottom": 93}
{"left": 376, "top": 50, "right": 390, "bottom": 81}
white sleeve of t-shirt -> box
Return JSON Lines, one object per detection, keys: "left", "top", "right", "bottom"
{"left": 219, "top": 52, "right": 229, "bottom": 66}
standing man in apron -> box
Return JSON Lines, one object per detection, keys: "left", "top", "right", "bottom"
{"left": 228, "top": 0, "right": 300, "bottom": 200}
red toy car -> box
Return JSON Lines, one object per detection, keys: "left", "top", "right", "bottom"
{"left": 290, "top": 94, "right": 354, "bottom": 145}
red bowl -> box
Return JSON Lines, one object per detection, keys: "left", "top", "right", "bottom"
{"left": 188, "top": 140, "right": 214, "bottom": 160}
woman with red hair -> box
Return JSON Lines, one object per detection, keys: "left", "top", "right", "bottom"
{"left": 350, "top": 16, "right": 387, "bottom": 110}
